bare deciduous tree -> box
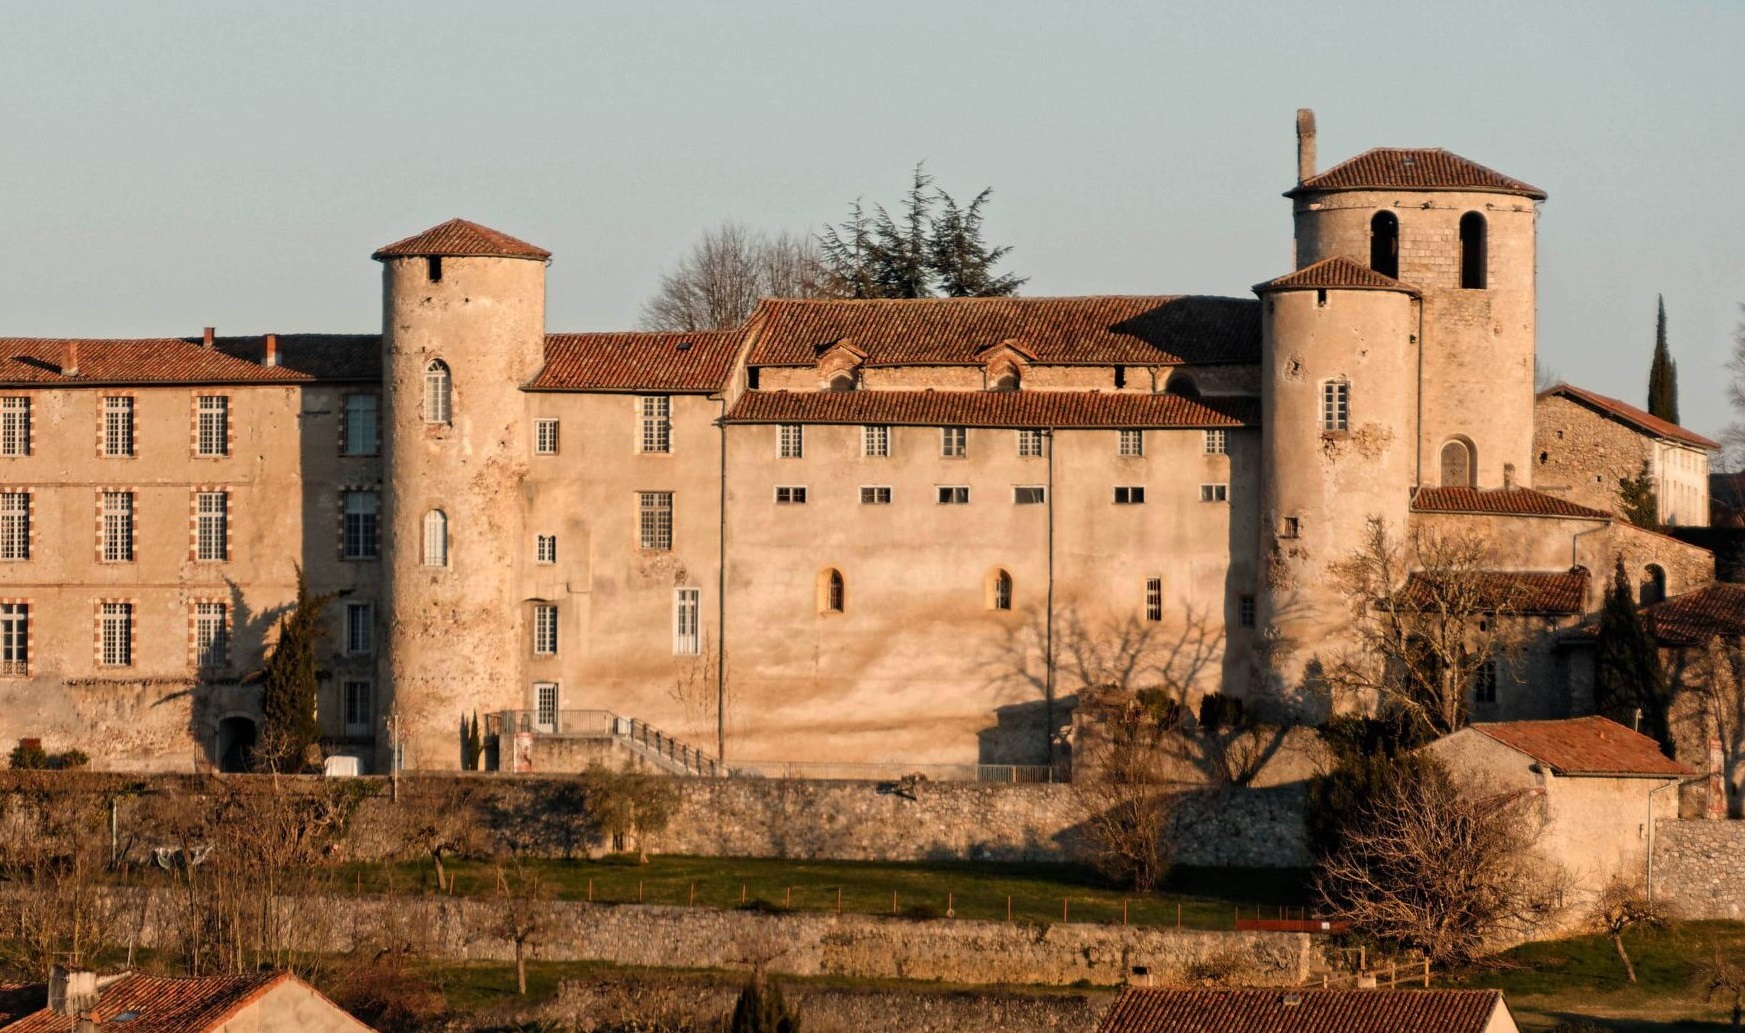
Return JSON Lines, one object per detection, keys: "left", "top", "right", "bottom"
{"left": 1698, "top": 940, "right": 1745, "bottom": 1030}
{"left": 495, "top": 860, "right": 553, "bottom": 996}
{"left": 640, "top": 223, "right": 825, "bottom": 332}
{"left": 1590, "top": 878, "right": 1670, "bottom": 983}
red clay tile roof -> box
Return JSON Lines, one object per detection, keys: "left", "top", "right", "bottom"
{"left": 1542, "top": 383, "right": 1719, "bottom": 450}
{"left": 1413, "top": 486, "right": 1612, "bottom": 521}
{"left": 528, "top": 331, "right": 741, "bottom": 392}
{"left": 1, "top": 972, "right": 300, "bottom": 1033}
{"left": 742, "top": 296, "right": 1260, "bottom": 368}
{"left": 0, "top": 338, "right": 310, "bottom": 387}
{"left": 1638, "top": 582, "right": 1745, "bottom": 647}
{"left": 0, "top": 983, "right": 45, "bottom": 1027}
{"left": 371, "top": 218, "right": 551, "bottom": 261}
{"left": 1254, "top": 256, "right": 1421, "bottom": 295}
{"left": 1288, "top": 148, "right": 1547, "bottom": 200}
{"left": 724, "top": 389, "right": 1258, "bottom": 429}
{"left": 1473, "top": 715, "right": 1691, "bottom": 778}
{"left": 1097, "top": 988, "right": 1505, "bottom": 1033}
{"left": 1401, "top": 570, "right": 1588, "bottom": 615}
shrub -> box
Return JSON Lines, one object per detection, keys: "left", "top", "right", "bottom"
{"left": 8, "top": 741, "right": 48, "bottom": 770}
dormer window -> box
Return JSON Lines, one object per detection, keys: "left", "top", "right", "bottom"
{"left": 828, "top": 372, "right": 857, "bottom": 392}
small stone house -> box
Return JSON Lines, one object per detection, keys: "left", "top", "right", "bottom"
{"left": 0, "top": 967, "right": 375, "bottom": 1033}
{"left": 1096, "top": 987, "right": 1518, "bottom": 1033}
{"left": 1535, "top": 383, "right": 1716, "bottom": 529}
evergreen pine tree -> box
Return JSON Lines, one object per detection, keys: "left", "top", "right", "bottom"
{"left": 817, "top": 201, "right": 880, "bottom": 299}
{"left": 729, "top": 976, "right": 799, "bottom": 1033}
{"left": 1618, "top": 459, "right": 1660, "bottom": 529}
{"left": 1593, "top": 556, "right": 1674, "bottom": 756}
{"left": 469, "top": 711, "right": 484, "bottom": 771}
{"left": 258, "top": 566, "right": 335, "bottom": 773}
{"left": 1648, "top": 294, "right": 1680, "bottom": 424}
{"left": 868, "top": 164, "right": 936, "bottom": 299}
{"left": 929, "top": 188, "right": 1026, "bottom": 297}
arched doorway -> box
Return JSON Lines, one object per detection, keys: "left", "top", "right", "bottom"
{"left": 216, "top": 716, "right": 257, "bottom": 773}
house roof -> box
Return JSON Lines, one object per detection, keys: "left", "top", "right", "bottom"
{"left": 1096, "top": 988, "right": 1506, "bottom": 1033}
{"left": 1473, "top": 715, "right": 1691, "bottom": 778}
{"left": 212, "top": 334, "right": 382, "bottom": 382}
{"left": 1638, "top": 582, "right": 1745, "bottom": 647}
{"left": 1541, "top": 383, "right": 1719, "bottom": 450}
{"left": 1412, "top": 486, "right": 1613, "bottom": 521}
{"left": 1254, "top": 256, "right": 1421, "bottom": 296}
{"left": 741, "top": 296, "right": 1261, "bottom": 368}
{"left": 1400, "top": 570, "right": 1588, "bottom": 615}
{"left": 1287, "top": 147, "right": 1547, "bottom": 200}
{"left": 527, "top": 331, "right": 740, "bottom": 392}
{"left": 0, "top": 985, "right": 44, "bottom": 1028}
{"left": 0, "top": 338, "right": 311, "bottom": 387}
{"left": 371, "top": 218, "right": 551, "bottom": 261}
{"left": 0, "top": 972, "right": 307, "bottom": 1033}
{"left": 723, "top": 389, "right": 1258, "bottom": 429}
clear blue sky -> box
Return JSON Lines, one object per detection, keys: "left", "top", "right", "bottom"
{"left": 3, "top": 1, "right": 1741, "bottom": 438}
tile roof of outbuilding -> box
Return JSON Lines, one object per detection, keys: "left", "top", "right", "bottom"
{"left": 0, "top": 972, "right": 300, "bottom": 1033}
{"left": 1472, "top": 715, "right": 1691, "bottom": 778}
{"left": 1541, "top": 383, "right": 1719, "bottom": 450}
{"left": 741, "top": 296, "right": 1260, "bottom": 368}
{"left": 1287, "top": 147, "right": 1547, "bottom": 200}
{"left": 0, "top": 338, "right": 311, "bottom": 387}
{"left": 1096, "top": 988, "right": 1506, "bottom": 1033}
{"left": 371, "top": 218, "right": 551, "bottom": 261}
{"left": 1412, "top": 486, "right": 1613, "bottom": 521}
{"left": 528, "top": 331, "right": 741, "bottom": 392}
{"left": 1254, "top": 256, "right": 1421, "bottom": 295}
{"left": 1637, "top": 582, "right": 1745, "bottom": 647}
{"left": 723, "top": 389, "right": 1258, "bottom": 429}
{"left": 1401, "top": 570, "right": 1588, "bottom": 615}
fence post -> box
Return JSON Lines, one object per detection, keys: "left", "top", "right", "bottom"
{"left": 587, "top": 878, "right": 593, "bottom": 903}
{"left": 1007, "top": 895, "right": 1012, "bottom": 922}
{"left": 836, "top": 888, "right": 842, "bottom": 915}
{"left": 785, "top": 887, "right": 791, "bottom": 909}
{"left": 689, "top": 883, "right": 695, "bottom": 907}
{"left": 1063, "top": 898, "right": 1069, "bottom": 923}
{"left": 1122, "top": 900, "right": 1128, "bottom": 926}
{"left": 1176, "top": 902, "right": 1181, "bottom": 928}
{"left": 891, "top": 891, "right": 898, "bottom": 915}
{"left": 638, "top": 881, "right": 644, "bottom": 903}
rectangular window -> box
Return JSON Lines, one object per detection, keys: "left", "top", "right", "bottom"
{"left": 342, "top": 490, "right": 380, "bottom": 559}
{"left": 1474, "top": 658, "right": 1499, "bottom": 705}
{"left": 0, "top": 603, "right": 27, "bottom": 677}
{"left": 775, "top": 486, "right": 808, "bottom": 505}
{"left": 534, "top": 419, "right": 560, "bottom": 455}
{"left": 1, "top": 398, "right": 30, "bottom": 457}
{"left": 639, "top": 396, "right": 672, "bottom": 454}
{"left": 1113, "top": 486, "right": 1146, "bottom": 505}
{"left": 941, "top": 426, "right": 967, "bottom": 458}
{"left": 196, "top": 396, "right": 229, "bottom": 457}
{"left": 1321, "top": 381, "right": 1349, "bottom": 432}
{"left": 638, "top": 491, "right": 674, "bottom": 550}
{"left": 859, "top": 486, "right": 892, "bottom": 505}
{"left": 536, "top": 535, "right": 557, "bottom": 565}
{"left": 103, "top": 397, "right": 135, "bottom": 457}
{"left": 194, "top": 602, "right": 227, "bottom": 668}
{"left": 101, "top": 491, "right": 134, "bottom": 563}
{"left": 343, "top": 680, "right": 373, "bottom": 735}
{"left": 937, "top": 486, "right": 970, "bottom": 505}
{"left": 1281, "top": 516, "right": 1300, "bottom": 539}
{"left": 1016, "top": 429, "right": 1045, "bottom": 457}
{"left": 195, "top": 491, "right": 228, "bottom": 561}
{"left": 1145, "top": 578, "right": 1163, "bottom": 622}
{"left": 1200, "top": 483, "right": 1229, "bottom": 503}
{"left": 1238, "top": 594, "right": 1257, "bottom": 629}
{"left": 1204, "top": 429, "right": 1227, "bottom": 455}
{"left": 863, "top": 425, "right": 890, "bottom": 458}
{"left": 343, "top": 394, "right": 380, "bottom": 456}
{"left": 778, "top": 423, "right": 804, "bottom": 458}
{"left": 100, "top": 602, "right": 132, "bottom": 667}
{"left": 0, "top": 493, "right": 27, "bottom": 561}
{"left": 534, "top": 682, "right": 559, "bottom": 731}
{"left": 345, "top": 602, "right": 374, "bottom": 656}
{"left": 533, "top": 604, "right": 559, "bottom": 656}
{"left": 1118, "top": 429, "right": 1144, "bottom": 457}
{"left": 1013, "top": 486, "right": 1047, "bottom": 505}
{"left": 674, "top": 587, "right": 701, "bottom": 656}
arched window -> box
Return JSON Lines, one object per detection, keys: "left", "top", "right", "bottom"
{"left": 423, "top": 360, "right": 452, "bottom": 424}
{"left": 422, "top": 509, "right": 448, "bottom": 567}
{"left": 1459, "top": 212, "right": 1487, "bottom": 289}
{"left": 828, "top": 372, "right": 857, "bottom": 392}
{"left": 990, "top": 369, "right": 1020, "bottom": 392}
{"left": 1641, "top": 564, "right": 1667, "bottom": 606}
{"left": 1439, "top": 439, "right": 1474, "bottom": 488}
{"left": 989, "top": 569, "right": 1013, "bottom": 611}
{"left": 819, "top": 568, "right": 845, "bottom": 614}
{"left": 1370, "top": 211, "right": 1399, "bottom": 279}
{"left": 1166, "top": 374, "right": 1200, "bottom": 399}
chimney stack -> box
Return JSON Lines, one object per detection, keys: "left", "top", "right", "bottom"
{"left": 1296, "top": 108, "right": 1317, "bottom": 184}
{"left": 202, "top": 326, "right": 214, "bottom": 349}
{"left": 63, "top": 341, "right": 80, "bottom": 377}
{"left": 49, "top": 966, "right": 99, "bottom": 1016}
{"left": 264, "top": 334, "right": 279, "bottom": 368}
{"left": 1503, "top": 462, "right": 1517, "bottom": 490}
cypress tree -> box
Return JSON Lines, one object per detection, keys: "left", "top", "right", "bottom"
{"left": 1648, "top": 295, "right": 1680, "bottom": 423}
{"left": 259, "top": 566, "right": 335, "bottom": 772}
{"left": 469, "top": 711, "right": 484, "bottom": 771}
{"left": 729, "top": 977, "right": 799, "bottom": 1033}
{"left": 1593, "top": 557, "right": 1674, "bottom": 756}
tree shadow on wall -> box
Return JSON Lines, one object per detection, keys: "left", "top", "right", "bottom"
{"left": 178, "top": 578, "right": 292, "bottom": 771}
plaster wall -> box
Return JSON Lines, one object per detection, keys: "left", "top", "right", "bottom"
{"left": 214, "top": 981, "right": 371, "bottom": 1033}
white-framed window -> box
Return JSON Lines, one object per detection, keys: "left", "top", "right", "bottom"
{"left": 0, "top": 493, "right": 28, "bottom": 561}
{"left": 1473, "top": 657, "right": 1500, "bottom": 704}
{"left": 343, "top": 680, "right": 373, "bottom": 735}
{"left": 937, "top": 486, "right": 970, "bottom": 505}
{"left": 638, "top": 491, "right": 673, "bottom": 550}
{"left": 1114, "top": 486, "right": 1146, "bottom": 505}
{"left": 990, "top": 569, "right": 1013, "bottom": 611}
{"left": 534, "top": 682, "right": 559, "bottom": 732}
{"left": 1204, "top": 429, "right": 1227, "bottom": 455}
{"left": 343, "top": 394, "right": 379, "bottom": 456}
{"left": 533, "top": 604, "right": 559, "bottom": 656}
{"left": 1118, "top": 429, "right": 1143, "bottom": 457}
{"left": 674, "top": 587, "right": 701, "bottom": 656}
{"left": 778, "top": 423, "right": 804, "bottom": 458}
{"left": 820, "top": 569, "right": 846, "bottom": 614}
{"left": 1, "top": 398, "right": 30, "bottom": 457}
{"left": 103, "top": 396, "right": 134, "bottom": 457}
{"left": 534, "top": 419, "right": 559, "bottom": 455}
{"left": 424, "top": 360, "right": 452, "bottom": 424}
{"left": 941, "top": 426, "right": 967, "bottom": 458}
{"left": 100, "top": 602, "right": 132, "bottom": 667}
{"left": 860, "top": 486, "right": 892, "bottom": 505}
{"left": 1013, "top": 486, "right": 1046, "bottom": 505}
{"left": 194, "top": 602, "right": 227, "bottom": 668}
{"left": 1239, "top": 594, "right": 1257, "bottom": 628}
{"left": 196, "top": 396, "right": 229, "bottom": 457}
{"left": 639, "top": 396, "right": 672, "bottom": 454}
{"left": 863, "top": 425, "right": 890, "bottom": 458}
{"left": 1016, "top": 429, "right": 1044, "bottom": 457}
{"left": 343, "top": 491, "right": 380, "bottom": 559}
{"left": 0, "top": 603, "right": 27, "bottom": 677}
{"left": 1144, "top": 577, "right": 1163, "bottom": 622}
{"left": 345, "top": 602, "right": 374, "bottom": 656}
{"left": 195, "top": 491, "right": 228, "bottom": 561}
{"left": 422, "top": 509, "right": 448, "bottom": 567}
{"left": 1320, "top": 380, "right": 1349, "bottom": 432}
{"left": 101, "top": 491, "right": 134, "bottom": 563}
{"left": 775, "top": 486, "right": 808, "bottom": 505}
{"left": 536, "top": 535, "right": 557, "bottom": 565}
{"left": 1200, "top": 483, "right": 1229, "bottom": 503}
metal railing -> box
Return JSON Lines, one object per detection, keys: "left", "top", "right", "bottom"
{"left": 725, "top": 760, "right": 1061, "bottom": 783}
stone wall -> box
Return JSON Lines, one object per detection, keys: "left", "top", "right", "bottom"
{"left": 1649, "top": 819, "right": 1745, "bottom": 917}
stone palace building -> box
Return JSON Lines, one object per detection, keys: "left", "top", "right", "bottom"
{"left": 0, "top": 111, "right": 1720, "bottom": 773}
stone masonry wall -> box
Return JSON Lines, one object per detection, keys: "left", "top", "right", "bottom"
{"left": 1649, "top": 819, "right": 1745, "bottom": 917}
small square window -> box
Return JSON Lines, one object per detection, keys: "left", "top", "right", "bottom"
{"left": 1280, "top": 516, "right": 1300, "bottom": 538}
{"left": 1118, "top": 429, "right": 1143, "bottom": 457}
{"left": 863, "top": 425, "right": 890, "bottom": 458}
{"left": 1200, "top": 483, "right": 1228, "bottom": 503}
{"left": 941, "top": 426, "right": 967, "bottom": 458}
{"left": 535, "top": 419, "right": 559, "bottom": 455}
{"left": 536, "top": 535, "right": 557, "bottom": 565}
{"left": 775, "top": 486, "right": 808, "bottom": 505}
{"left": 1016, "top": 429, "right": 1044, "bottom": 457}
{"left": 1013, "top": 486, "right": 1046, "bottom": 505}
{"left": 860, "top": 486, "right": 892, "bottom": 505}
{"left": 937, "top": 486, "right": 970, "bottom": 505}
{"left": 1204, "top": 429, "right": 1227, "bottom": 455}
{"left": 778, "top": 423, "right": 804, "bottom": 458}
{"left": 1114, "top": 486, "right": 1146, "bottom": 505}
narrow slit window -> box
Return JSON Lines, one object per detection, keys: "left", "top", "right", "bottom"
{"left": 1238, "top": 594, "right": 1257, "bottom": 628}
{"left": 423, "top": 360, "right": 452, "bottom": 424}
{"left": 821, "top": 569, "right": 845, "bottom": 614}
{"left": 1459, "top": 212, "right": 1487, "bottom": 289}
{"left": 1369, "top": 210, "right": 1399, "bottom": 279}
{"left": 991, "top": 569, "right": 1013, "bottom": 611}
{"left": 674, "top": 587, "right": 701, "bottom": 655}
{"left": 1144, "top": 577, "right": 1163, "bottom": 622}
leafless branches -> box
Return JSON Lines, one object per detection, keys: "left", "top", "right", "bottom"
{"left": 1590, "top": 878, "right": 1670, "bottom": 983}
{"left": 641, "top": 223, "right": 825, "bottom": 332}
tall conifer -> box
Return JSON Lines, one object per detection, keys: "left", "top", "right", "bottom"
{"left": 1648, "top": 295, "right": 1680, "bottom": 423}
{"left": 259, "top": 566, "right": 335, "bottom": 772}
{"left": 1593, "top": 557, "right": 1674, "bottom": 756}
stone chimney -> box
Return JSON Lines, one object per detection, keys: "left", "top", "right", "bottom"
{"left": 202, "top": 326, "right": 214, "bottom": 349}
{"left": 63, "top": 341, "right": 79, "bottom": 377}
{"left": 1503, "top": 462, "right": 1517, "bottom": 490}
{"left": 1296, "top": 108, "right": 1317, "bottom": 183}
{"left": 264, "top": 334, "right": 279, "bottom": 368}
{"left": 49, "top": 966, "right": 99, "bottom": 1016}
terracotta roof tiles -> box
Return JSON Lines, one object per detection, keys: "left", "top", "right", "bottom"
{"left": 1413, "top": 486, "right": 1612, "bottom": 521}
{"left": 1542, "top": 383, "right": 1719, "bottom": 450}
{"left": 1254, "top": 256, "right": 1421, "bottom": 296}
{"left": 1638, "top": 582, "right": 1745, "bottom": 647}
{"left": 1096, "top": 988, "right": 1506, "bottom": 1033}
{"left": 371, "top": 218, "right": 550, "bottom": 261}
{"left": 528, "top": 331, "right": 740, "bottom": 392}
{"left": 1473, "top": 715, "right": 1691, "bottom": 778}
{"left": 724, "top": 389, "right": 1257, "bottom": 429}
{"left": 1401, "top": 570, "right": 1588, "bottom": 615}
{"left": 0, "top": 338, "right": 309, "bottom": 387}
{"left": 2, "top": 972, "right": 291, "bottom": 1033}
{"left": 1288, "top": 148, "right": 1546, "bottom": 200}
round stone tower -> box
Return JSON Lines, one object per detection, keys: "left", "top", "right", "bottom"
{"left": 372, "top": 219, "right": 550, "bottom": 770}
